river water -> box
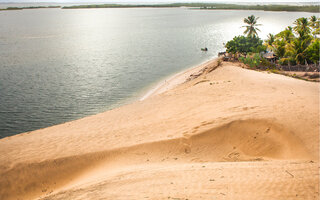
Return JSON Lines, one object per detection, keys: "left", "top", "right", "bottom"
{"left": 0, "top": 7, "right": 314, "bottom": 138}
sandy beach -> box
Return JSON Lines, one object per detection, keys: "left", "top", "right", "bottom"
{"left": 0, "top": 59, "right": 319, "bottom": 200}
{"left": 140, "top": 58, "right": 219, "bottom": 100}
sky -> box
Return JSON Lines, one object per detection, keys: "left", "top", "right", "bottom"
{"left": 0, "top": 0, "right": 319, "bottom": 3}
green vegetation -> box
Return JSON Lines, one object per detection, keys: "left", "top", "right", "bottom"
{"left": 199, "top": 4, "right": 319, "bottom": 13}
{"left": 225, "top": 15, "right": 266, "bottom": 59}
{"left": 225, "top": 15, "right": 319, "bottom": 70}
{"left": 266, "top": 16, "right": 320, "bottom": 65}
{"left": 1, "top": 3, "right": 318, "bottom": 13}
{"left": 225, "top": 30, "right": 268, "bottom": 69}
{"left": 0, "top": 6, "right": 61, "bottom": 11}
{"left": 239, "top": 53, "right": 277, "bottom": 69}
{"left": 239, "top": 53, "right": 261, "bottom": 68}
{"left": 61, "top": 3, "right": 319, "bottom": 13}
{"left": 225, "top": 36, "right": 266, "bottom": 56}
{"left": 242, "top": 15, "right": 262, "bottom": 37}
{"left": 0, "top": 7, "right": 22, "bottom": 10}
{"left": 62, "top": 4, "right": 175, "bottom": 9}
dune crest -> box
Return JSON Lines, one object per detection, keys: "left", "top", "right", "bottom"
{"left": 1, "top": 119, "right": 310, "bottom": 200}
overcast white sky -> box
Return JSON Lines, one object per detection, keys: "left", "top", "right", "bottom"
{"left": 0, "top": 0, "right": 319, "bottom": 3}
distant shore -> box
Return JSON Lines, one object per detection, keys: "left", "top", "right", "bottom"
{"left": 0, "top": 6, "right": 60, "bottom": 11}
{"left": 61, "top": 3, "right": 319, "bottom": 13}
{"left": 0, "top": 3, "right": 319, "bottom": 13}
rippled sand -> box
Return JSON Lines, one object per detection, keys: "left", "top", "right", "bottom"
{"left": 0, "top": 60, "right": 319, "bottom": 200}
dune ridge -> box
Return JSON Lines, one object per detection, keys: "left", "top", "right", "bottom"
{"left": 0, "top": 119, "right": 313, "bottom": 200}
{"left": 0, "top": 61, "right": 319, "bottom": 199}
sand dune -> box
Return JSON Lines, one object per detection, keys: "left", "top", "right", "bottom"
{"left": 0, "top": 60, "right": 319, "bottom": 199}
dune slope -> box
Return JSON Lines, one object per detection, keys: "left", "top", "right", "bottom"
{"left": 0, "top": 61, "right": 319, "bottom": 200}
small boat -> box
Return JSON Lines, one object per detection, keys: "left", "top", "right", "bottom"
{"left": 201, "top": 47, "right": 208, "bottom": 51}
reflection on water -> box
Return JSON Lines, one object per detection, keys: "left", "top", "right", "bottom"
{"left": 0, "top": 8, "right": 314, "bottom": 138}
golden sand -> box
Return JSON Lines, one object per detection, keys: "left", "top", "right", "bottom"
{"left": 0, "top": 60, "right": 319, "bottom": 200}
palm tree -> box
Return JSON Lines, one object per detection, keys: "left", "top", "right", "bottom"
{"left": 286, "top": 34, "right": 312, "bottom": 65}
{"left": 309, "top": 15, "right": 320, "bottom": 38}
{"left": 293, "top": 17, "right": 311, "bottom": 36}
{"left": 309, "top": 16, "right": 319, "bottom": 28}
{"left": 273, "top": 39, "right": 286, "bottom": 59}
{"left": 306, "top": 39, "right": 320, "bottom": 64}
{"left": 242, "top": 15, "right": 262, "bottom": 37}
{"left": 275, "top": 26, "right": 294, "bottom": 43}
{"left": 266, "top": 33, "right": 275, "bottom": 46}
{"left": 264, "top": 33, "right": 275, "bottom": 51}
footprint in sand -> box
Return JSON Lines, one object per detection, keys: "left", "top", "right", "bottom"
{"left": 265, "top": 128, "right": 270, "bottom": 133}
{"left": 184, "top": 147, "right": 191, "bottom": 154}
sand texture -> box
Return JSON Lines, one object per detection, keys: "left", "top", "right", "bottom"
{"left": 0, "top": 60, "right": 319, "bottom": 200}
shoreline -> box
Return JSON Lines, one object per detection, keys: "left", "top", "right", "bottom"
{"left": 140, "top": 57, "right": 219, "bottom": 100}
{"left": 0, "top": 57, "right": 217, "bottom": 139}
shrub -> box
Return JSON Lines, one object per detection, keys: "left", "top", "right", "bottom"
{"left": 260, "top": 57, "right": 276, "bottom": 69}
{"left": 225, "top": 36, "right": 266, "bottom": 56}
{"left": 239, "top": 53, "right": 262, "bottom": 68}
{"left": 278, "top": 57, "right": 296, "bottom": 66}
{"left": 306, "top": 39, "right": 320, "bottom": 64}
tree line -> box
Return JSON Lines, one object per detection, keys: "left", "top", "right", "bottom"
{"left": 225, "top": 15, "right": 319, "bottom": 68}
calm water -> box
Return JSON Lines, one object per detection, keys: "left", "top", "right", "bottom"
{"left": 0, "top": 8, "right": 314, "bottom": 138}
